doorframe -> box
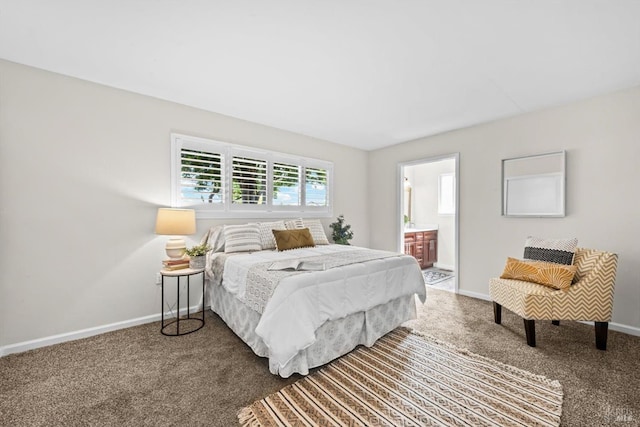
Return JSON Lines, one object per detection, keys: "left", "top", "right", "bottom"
{"left": 397, "top": 153, "right": 460, "bottom": 292}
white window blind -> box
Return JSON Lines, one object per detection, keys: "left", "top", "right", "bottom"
{"left": 179, "top": 148, "right": 224, "bottom": 205}
{"left": 171, "top": 134, "right": 333, "bottom": 218}
{"left": 232, "top": 156, "right": 267, "bottom": 205}
{"left": 273, "top": 162, "right": 301, "bottom": 206}
{"left": 305, "top": 167, "right": 328, "bottom": 207}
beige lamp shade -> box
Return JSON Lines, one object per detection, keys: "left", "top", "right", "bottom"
{"left": 155, "top": 208, "right": 196, "bottom": 235}
{"left": 155, "top": 208, "right": 196, "bottom": 260}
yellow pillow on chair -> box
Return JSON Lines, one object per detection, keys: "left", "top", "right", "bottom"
{"left": 500, "top": 257, "right": 577, "bottom": 290}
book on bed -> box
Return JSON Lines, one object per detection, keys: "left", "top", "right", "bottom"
{"left": 268, "top": 260, "right": 326, "bottom": 271}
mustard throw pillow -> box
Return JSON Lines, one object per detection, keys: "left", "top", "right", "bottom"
{"left": 272, "top": 228, "right": 316, "bottom": 251}
{"left": 500, "top": 257, "right": 577, "bottom": 290}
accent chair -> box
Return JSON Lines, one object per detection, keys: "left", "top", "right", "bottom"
{"left": 489, "top": 247, "right": 618, "bottom": 350}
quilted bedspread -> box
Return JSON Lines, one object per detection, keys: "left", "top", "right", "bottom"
{"left": 213, "top": 245, "right": 426, "bottom": 369}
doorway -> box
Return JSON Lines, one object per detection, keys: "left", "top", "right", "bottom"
{"left": 399, "top": 154, "right": 459, "bottom": 293}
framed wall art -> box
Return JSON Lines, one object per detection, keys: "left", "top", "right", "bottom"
{"left": 502, "top": 151, "right": 566, "bottom": 217}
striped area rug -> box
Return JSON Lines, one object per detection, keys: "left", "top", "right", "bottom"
{"left": 238, "top": 328, "right": 563, "bottom": 426}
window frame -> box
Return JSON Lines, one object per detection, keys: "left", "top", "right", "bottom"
{"left": 438, "top": 172, "right": 456, "bottom": 215}
{"left": 170, "top": 133, "right": 333, "bottom": 219}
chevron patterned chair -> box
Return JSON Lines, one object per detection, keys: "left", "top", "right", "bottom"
{"left": 489, "top": 248, "right": 618, "bottom": 350}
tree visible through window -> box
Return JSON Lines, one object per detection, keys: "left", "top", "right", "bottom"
{"left": 305, "top": 167, "right": 328, "bottom": 207}
{"left": 179, "top": 148, "right": 224, "bottom": 204}
{"left": 171, "top": 134, "right": 333, "bottom": 218}
{"left": 232, "top": 156, "right": 267, "bottom": 205}
{"left": 273, "top": 163, "right": 301, "bottom": 206}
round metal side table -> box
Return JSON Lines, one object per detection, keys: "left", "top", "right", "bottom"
{"left": 160, "top": 267, "right": 205, "bottom": 336}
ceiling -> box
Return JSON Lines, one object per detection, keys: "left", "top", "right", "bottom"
{"left": 1, "top": 1, "right": 639, "bottom": 151}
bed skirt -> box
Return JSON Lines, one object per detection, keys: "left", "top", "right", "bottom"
{"left": 208, "top": 282, "right": 417, "bottom": 377}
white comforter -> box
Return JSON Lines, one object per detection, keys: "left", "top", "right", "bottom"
{"left": 219, "top": 245, "right": 426, "bottom": 369}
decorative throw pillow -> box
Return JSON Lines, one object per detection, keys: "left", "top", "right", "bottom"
{"left": 523, "top": 236, "right": 578, "bottom": 265}
{"left": 302, "top": 219, "right": 330, "bottom": 245}
{"left": 257, "top": 220, "right": 287, "bottom": 250}
{"left": 272, "top": 228, "right": 315, "bottom": 251}
{"left": 501, "top": 257, "right": 577, "bottom": 290}
{"left": 284, "top": 217, "right": 304, "bottom": 230}
{"left": 224, "top": 224, "right": 262, "bottom": 253}
{"left": 200, "top": 225, "right": 226, "bottom": 253}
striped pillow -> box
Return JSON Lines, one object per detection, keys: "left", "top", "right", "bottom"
{"left": 302, "top": 219, "right": 330, "bottom": 245}
{"left": 524, "top": 236, "right": 578, "bottom": 266}
{"left": 201, "top": 225, "right": 226, "bottom": 253}
{"left": 224, "top": 224, "right": 262, "bottom": 253}
{"left": 284, "top": 218, "right": 304, "bottom": 230}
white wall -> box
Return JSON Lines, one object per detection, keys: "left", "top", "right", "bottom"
{"left": 0, "top": 60, "right": 369, "bottom": 349}
{"left": 406, "top": 158, "right": 456, "bottom": 270}
{"left": 369, "top": 86, "right": 640, "bottom": 332}
{"left": 2, "top": 58, "right": 639, "bottom": 350}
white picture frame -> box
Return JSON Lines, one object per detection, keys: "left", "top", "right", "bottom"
{"left": 502, "top": 151, "right": 566, "bottom": 217}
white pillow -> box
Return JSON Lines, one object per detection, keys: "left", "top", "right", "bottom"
{"left": 224, "top": 224, "right": 262, "bottom": 253}
{"left": 284, "top": 218, "right": 304, "bottom": 230}
{"left": 200, "top": 225, "right": 226, "bottom": 253}
{"left": 303, "top": 219, "right": 330, "bottom": 245}
{"left": 258, "top": 220, "right": 286, "bottom": 250}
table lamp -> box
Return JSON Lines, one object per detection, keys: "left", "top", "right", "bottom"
{"left": 155, "top": 208, "right": 196, "bottom": 259}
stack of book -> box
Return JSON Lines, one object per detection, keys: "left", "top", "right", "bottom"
{"left": 162, "top": 258, "right": 190, "bottom": 271}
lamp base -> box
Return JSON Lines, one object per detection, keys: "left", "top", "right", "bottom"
{"left": 165, "top": 237, "right": 186, "bottom": 260}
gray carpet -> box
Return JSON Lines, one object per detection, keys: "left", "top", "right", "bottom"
{"left": 2, "top": 288, "right": 639, "bottom": 426}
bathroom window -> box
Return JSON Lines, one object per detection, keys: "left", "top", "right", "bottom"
{"left": 438, "top": 173, "right": 455, "bottom": 215}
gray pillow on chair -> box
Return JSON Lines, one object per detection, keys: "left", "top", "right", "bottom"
{"left": 523, "top": 236, "right": 578, "bottom": 265}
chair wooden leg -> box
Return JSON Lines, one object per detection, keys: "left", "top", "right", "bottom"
{"left": 595, "top": 322, "right": 608, "bottom": 350}
{"left": 552, "top": 320, "right": 560, "bottom": 326}
{"left": 493, "top": 302, "right": 502, "bottom": 324}
{"left": 524, "top": 319, "right": 536, "bottom": 347}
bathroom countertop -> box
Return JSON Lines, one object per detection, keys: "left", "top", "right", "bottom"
{"left": 404, "top": 226, "right": 438, "bottom": 233}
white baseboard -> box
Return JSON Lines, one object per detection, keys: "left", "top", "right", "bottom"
{"left": 3, "top": 289, "right": 639, "bottom": 358}
{"left": 584, "top": 321, "right": 640, "bottom": 337}
{"left": 455, "top": 289, "right": 640, "bottom": 337}
{"left": 0, "top": 304, "right": 206, "bottom": 358}
{"left": 434, "top": 263, "right": 455, "bottom": 271}
{"left": 456, "top": 289, "right": 492, "bottom": 301}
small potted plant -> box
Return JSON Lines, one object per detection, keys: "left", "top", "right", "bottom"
{"left": 185, "top": 243, "right": 212, "bottom": 269}
{"left": 330, "top": 214, "right": 354, "bottom": 245}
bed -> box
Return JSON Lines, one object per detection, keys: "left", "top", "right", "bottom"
{"left": 202, "top": 223, "right": 426, "bottom": 377}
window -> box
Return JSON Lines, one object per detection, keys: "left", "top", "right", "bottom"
{"left": 179, "top": 148, "right": 224, "bottom": 205}
{"left": 232, "top": 156, "right": 267, "bottom": 205}
{"left": 438, "top": 173, "right": 455, "bottom": 215}
{"left": 305, "top": 167, "right": 328, "bottom": 207}
{"left": 171, "top": 134, "right": 333, "bottom": 218}
{"left": 273, "top": 163, "right": 301, "bottom": 206}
